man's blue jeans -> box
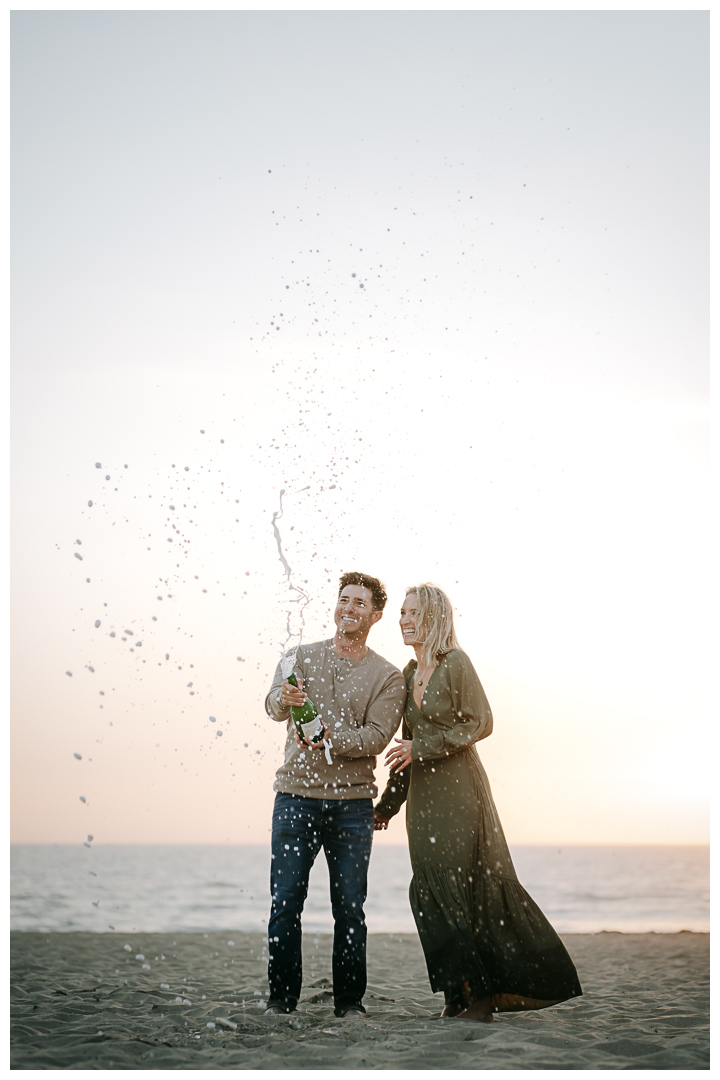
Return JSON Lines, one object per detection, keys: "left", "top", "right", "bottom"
{"left": 268, "top": 792, "right": 374, "bottom": 1015}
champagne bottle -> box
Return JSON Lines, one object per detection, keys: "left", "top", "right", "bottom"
{"left": 287, "top": 672, "right": 325, "bottom": 743}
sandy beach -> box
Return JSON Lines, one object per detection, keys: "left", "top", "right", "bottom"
{"left": 11, "top": 930, "right": 708, "bottom": 1070}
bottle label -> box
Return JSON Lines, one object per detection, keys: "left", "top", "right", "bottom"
{"left": 300, "top": 716, "right": 323, "bottom": 740}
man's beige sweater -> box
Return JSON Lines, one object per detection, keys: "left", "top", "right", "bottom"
{"left": 265, "top": 639, "right": 407, "bottom": 800}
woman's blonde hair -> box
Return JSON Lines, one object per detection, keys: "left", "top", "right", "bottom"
{"left": 404, "top": 583, "right": 459, "bottom": 667}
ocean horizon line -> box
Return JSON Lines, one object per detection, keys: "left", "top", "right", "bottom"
{"left": 10, "top": 840, "right": 710, "bottom": 848}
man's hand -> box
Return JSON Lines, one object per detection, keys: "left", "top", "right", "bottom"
{"left": 279, "top": 677, "right": 307, "bottom": 709}
{"left": 373, "top": 811, "right": 390, "bottom": 831}
{"left": 384, "top": 737, "right": 413, "bottom": 773}
{"left": 295, "top": 719, "right": 331, "bottom": 749}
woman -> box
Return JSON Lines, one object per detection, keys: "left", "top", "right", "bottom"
{"left": 374, "top": 584, "right": 582, "bottom": 1022}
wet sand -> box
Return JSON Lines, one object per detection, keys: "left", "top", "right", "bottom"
{"left": 11, "top": 930, "right": 708, "bottom": 1070}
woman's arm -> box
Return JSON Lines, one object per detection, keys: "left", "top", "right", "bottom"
{"left": 374, "top": 718, "right": 411, "bottom": 822}
{"left": 411, "top": 650, "right": 493, "bottom": 762}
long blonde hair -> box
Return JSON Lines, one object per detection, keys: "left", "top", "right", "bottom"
{"left": 404, "top": 583, "right": 459, "bottom": 668}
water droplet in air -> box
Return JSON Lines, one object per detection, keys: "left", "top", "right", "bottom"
{"left": 135, "top": 641, "right": 142, "bottom": 647}
{"left": 165, "top": 654, "right": 169, "bottom": 660}
{"left": 105, "top": 475, "right": 110, "bottom": 480}
{"left": 184, "top": 467, "right": 189, "bottom": 472}
{"left": 95, "top": 620, "right": 101, "bottom": 628}
{"left": 74, "top": 553, "right": 83, "bottom": 560}
{"left": 110, "top": 632, "right": 115, "bottom": 638}
{"left": 73, "top": 752, "right": 81, "bottom": 759}
{"left": 88, "top": 501, "right": 93, "bottom": 507}
{"left": 79, "top": 796, "right": 86, "bottom": 802}
{"left": 88, "top": 835, "right": 93, "bottom": 841}
{"left": 67, "top": 672, "right": 74, "bottom": 678}
{"left": 95, "top": 462, "right": 101, "bottom": 469}
{"left": 209, "top": 716, "right": 216, "bottom": 723}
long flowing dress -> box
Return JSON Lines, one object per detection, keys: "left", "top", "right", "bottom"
{"left": 375, "top": 649, "right": 582, "bottom": 1011}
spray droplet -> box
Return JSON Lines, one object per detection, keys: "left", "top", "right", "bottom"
{"left": 88, "top": 835, "right": 93, "bottom": 842}
{"left": 209, "top": 716, "right": 216, "bottom": 723}
{"left": 74, "top": 553, "right": 83, "bottom": 561}
{"left": 79, "top": 796, "right": 86, "bottom": 803}
{"left": 67, "top": 672, "right": 74, "bottom": 678}
{"left": 105, "top": 475, "right": 110, "bottom": 480}
{"left": 216, "top": 730, "right": 223, "bottom": 737}
{"left": 95, "top": 462, "right": 101, "bottom": 469}
{"left": 95, "top": 620, "right": 101, "bottom": 628}
{"left": 73, "top": 752, "right": 81, "bottom": 759}
{"left": 88, "top": 501, "right": 93, "bottom": 507}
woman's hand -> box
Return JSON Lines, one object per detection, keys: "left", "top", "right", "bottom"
{"left": 373, "top": 811, "right": 390, "bottom": 831}
{"left": 385, "top": 737, "right": 413, "bottom": 773}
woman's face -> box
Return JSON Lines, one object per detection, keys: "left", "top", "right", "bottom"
{"left": 400, "top": 593, "right": 422, "bottom": 646}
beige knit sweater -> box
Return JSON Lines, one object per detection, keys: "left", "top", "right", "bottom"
{"left": 265, "top": 639, "right": 407, "bottom": 800}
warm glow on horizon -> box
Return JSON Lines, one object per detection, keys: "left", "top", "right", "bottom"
{"left": 11, "top": 11, "right": 709, "bottom": 848}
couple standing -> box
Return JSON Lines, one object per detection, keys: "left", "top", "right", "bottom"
{"left": 264, "top": 571, "right": 581, "bottom": 1020}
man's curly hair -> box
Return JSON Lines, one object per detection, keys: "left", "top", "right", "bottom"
{"left": 338, "top": 571, "right": 388, "bottom": 611}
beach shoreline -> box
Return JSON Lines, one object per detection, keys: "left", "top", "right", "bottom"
{"left": 11, "top": 929, "right": 709, "bottom": 1070}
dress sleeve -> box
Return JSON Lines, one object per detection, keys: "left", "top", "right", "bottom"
{"left": 411, "top": 650, "right": 493, "bottom": 762}
{"left": 374, "top": 717, "right": 412, "bottom": 818}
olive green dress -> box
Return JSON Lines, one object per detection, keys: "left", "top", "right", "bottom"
{"left": 375, "top": 649, "right": 582, "bottom": 1011}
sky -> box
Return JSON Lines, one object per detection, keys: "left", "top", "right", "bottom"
{"left": 11, "top": 10, "right": 710, "bottom": 847}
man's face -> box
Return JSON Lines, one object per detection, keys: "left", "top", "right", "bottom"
{"left": 334, "top": 585, "right": 382, "bottom": 638}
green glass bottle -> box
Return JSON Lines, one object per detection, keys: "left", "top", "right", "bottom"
{"left": 287, "top": 672, "right": 324, "bottom": 743}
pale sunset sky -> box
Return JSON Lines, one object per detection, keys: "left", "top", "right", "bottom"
{"left": 11, "top": 8, "right": 709, "bottom": 847}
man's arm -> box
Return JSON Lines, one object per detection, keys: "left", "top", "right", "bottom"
{"left": 330, "top": 671, "right": 407, "bottom": 758}
{"left": 265, "top": 659, "right": 291, "bottom": 722}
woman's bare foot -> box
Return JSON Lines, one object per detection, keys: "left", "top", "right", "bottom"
{"left": 455, "top": 995, "right": 494, "bottom": 1023}
{"left": 440, "top": 1001, "right": 464, "bottom": 1017}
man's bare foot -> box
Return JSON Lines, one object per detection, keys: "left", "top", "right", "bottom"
{"left": 440, "top": 1001, "right": 464, "bottom": 1017}
{"left": 455, "top": 996, "right": 494, "bottom": 1023}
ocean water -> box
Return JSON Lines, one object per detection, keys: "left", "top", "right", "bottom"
{"left": 11, "top": 843, "right": 708, "bottom": 935}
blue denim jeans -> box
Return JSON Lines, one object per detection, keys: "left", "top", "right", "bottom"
{"left": 268, "top": 792, "right": 374, "bottom": 1015}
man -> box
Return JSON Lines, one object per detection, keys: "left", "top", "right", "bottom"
{"left": 264, "top": 572, "right": 406, "bottom": 1018}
